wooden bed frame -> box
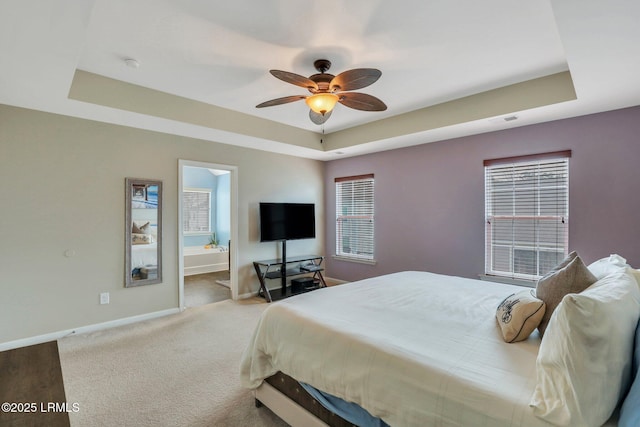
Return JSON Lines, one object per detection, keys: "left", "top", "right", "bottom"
{"left": 254, "top": 372, "right": 356, "bottom": 427}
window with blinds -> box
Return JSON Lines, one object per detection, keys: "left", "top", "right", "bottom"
{"left": 484, "top": 151, "right": 570, "bottom": 281}
{"left": 183, "top": 189, "right": 211, "bottom": 233}
{"left": 335, "top": 174, "right": 375, "bottom": 261}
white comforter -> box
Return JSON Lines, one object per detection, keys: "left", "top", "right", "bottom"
{"left": 240, "top": 271, "right": 562, "bottom": 427}
{"left": 130, "top": 242, "right": 157, "bottom": 268}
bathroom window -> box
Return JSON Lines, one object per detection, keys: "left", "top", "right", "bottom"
{"left": 183, "top": 189, "right": 211, "bottom": 233}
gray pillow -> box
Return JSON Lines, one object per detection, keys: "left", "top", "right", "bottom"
{"left": 132, "top": 221, "right": 150, "bottom": 234}
{"left": 536, "top": 252, "right": 597, "bottom": 336}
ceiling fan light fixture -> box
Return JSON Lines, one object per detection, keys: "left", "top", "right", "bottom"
{"left": 305, "top": 93, "right": 339, "bottom": 115}
{"left": 258, "top": 60, "right": 385, "bottom": 124}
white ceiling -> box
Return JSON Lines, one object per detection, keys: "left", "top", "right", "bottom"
{"left": 1, "top": 0, "right": 639, "bottom": 160}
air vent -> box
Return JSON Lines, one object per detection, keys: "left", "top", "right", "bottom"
{"left": 488, "top": 115, "right": 519, "bottom": 124}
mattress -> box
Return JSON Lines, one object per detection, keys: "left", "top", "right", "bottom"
{"left": 130, "top": 242, "right": 157, "bottom": 269}
{"left": 241, "top": 271, "right": 616, "bottom": 427}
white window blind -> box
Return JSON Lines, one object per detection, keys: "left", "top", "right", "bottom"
{"left": 484, "top": 151, "right": 570, "bottom": 281}
{"left": 335, "top": 174, "right": 375, "bottom": 261}
{"left": 183, "top": 189, "right": 211, "bottom": 233}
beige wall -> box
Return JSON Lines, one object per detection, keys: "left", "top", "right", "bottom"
{"left": 0, "top": 105, "right": 324, "bottom": 344}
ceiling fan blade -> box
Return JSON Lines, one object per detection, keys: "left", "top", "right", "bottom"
{"left": 270, "top": 70, "right": 318, "bottom": 91}
{"left": 330, "top": 69, "right": 381, "bottom": 92}
{"left": 309, "top": 109, "right": 332, "bottom": 125}
{"left": 256, "top": 95, "right": 306, "bottom": 108}
{"left": 338, "top": 92, "right": 387, "bottom": 111}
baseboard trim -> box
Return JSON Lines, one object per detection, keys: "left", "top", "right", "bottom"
{"left": 238, "top": 290, "right": 260, "bottom": 299}
{"left": 0, "top": 308, "right": 180, "bottom": 352}
{"left": 184, "top": 263, "right": 229, "bottom": 276}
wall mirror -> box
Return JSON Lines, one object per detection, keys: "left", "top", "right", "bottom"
{"left": 125, "top": 178, "right": 163, "bottom": 287}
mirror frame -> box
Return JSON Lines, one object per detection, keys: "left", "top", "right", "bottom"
{"left": 125, "top": 177, "right": 163, "bottom": 287}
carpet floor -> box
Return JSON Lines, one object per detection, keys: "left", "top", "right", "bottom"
{"left": 58, "top": 299, "right": 288, "bottom": 427}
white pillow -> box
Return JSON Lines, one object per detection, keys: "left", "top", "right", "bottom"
{"left": 132, "top": 233, "right": 154, "bottom": 245}
{"left": 587, "top": 254, "right": 630, "bottom": 279}
{"left": 530, "top": 269, "right": 640, "bottom": 427}
{"left": 629, "top": 269, "right": 640, "bottom": 288}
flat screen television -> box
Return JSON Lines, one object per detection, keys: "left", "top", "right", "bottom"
{"left": 259, "top": 202, "right": 316, "bottom": 242}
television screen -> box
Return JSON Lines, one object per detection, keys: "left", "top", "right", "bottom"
{"left": 259, "top": 203, "right": 315, "bottom": 242}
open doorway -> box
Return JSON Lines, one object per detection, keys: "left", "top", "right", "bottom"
{"left": 178, "top": 160, "right": 238, "bottom": 309}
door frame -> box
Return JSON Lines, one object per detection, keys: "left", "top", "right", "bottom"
{"left": 178, "top": 159, "right": 239, "bottom": 309}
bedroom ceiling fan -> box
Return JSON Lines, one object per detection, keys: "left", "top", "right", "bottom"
{"left": 256, "top": 59, "right": 387, "bottom": 125}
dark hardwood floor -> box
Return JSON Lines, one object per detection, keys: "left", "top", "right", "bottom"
{"left": 0, "top": 341, "right": 70, "bottom": 427}
{"left": 184, "top": 271, "right": 231, "bottom": 307}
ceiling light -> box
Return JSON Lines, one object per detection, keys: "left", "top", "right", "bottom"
{"left": 305, "top": 93, "right": 339, "bottom": 115}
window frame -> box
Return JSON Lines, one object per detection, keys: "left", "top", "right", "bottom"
{"left": 484, "top": 151, "right": 570, "bottom": 281}
{"left": 182, "top": 187, "right": 212, "bottom": 235}
{"left": 334, "top": 174, "right": 376, "bottom": 264}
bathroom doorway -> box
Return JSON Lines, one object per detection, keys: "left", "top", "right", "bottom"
{"left": 178, "top": 160, "right": 238, "bottom": 309}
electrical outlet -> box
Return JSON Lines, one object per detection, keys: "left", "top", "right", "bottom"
{"left": 100, "top": 292, "right": 110, "bottom": 305}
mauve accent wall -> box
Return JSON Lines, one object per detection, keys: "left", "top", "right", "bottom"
{"left": 324, "top": 106, "right": 640, "bottom": 282}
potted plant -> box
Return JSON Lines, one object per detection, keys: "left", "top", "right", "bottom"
{"left": 208, "top": 232, "right": 219, "bottom": 248}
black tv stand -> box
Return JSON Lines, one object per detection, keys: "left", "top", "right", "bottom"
{"left": 253, "top": 249, "right": 326, "bottom": 302}
{"left": 280, "top": 240, "right": 287, "bottom": 291}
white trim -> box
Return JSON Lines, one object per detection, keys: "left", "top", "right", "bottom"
{"left": 478, "top": 274, "right": 536, "bottom": 288}
{"left": 484, "top": 157, "right": 569, "bottom": 279}
{"left": 178, "top": 161, "right": 186, "bottom": 310}
{"left": 184, "top": 263, "right": 228, "bottom": 276}
{"left": 238, "top": 290, "right": 260, "bottom": 299}
{"left": 335, "top": 176, "right": 375, "bottom": 262}
{"left": 184, "top": 186, "right": 213, "bottom": 193}
{"left": 0, "top": 308, "right": 180, "bottom": 352}
{"left": 254, "top": 381, "right": 330, "bottom": 427}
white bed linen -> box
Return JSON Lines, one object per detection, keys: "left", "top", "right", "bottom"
{"left": 130, "top": 242, "right": 157, "bottom": 268}
{"left": 240, "top": 271, "right": 616, "bottom": 427}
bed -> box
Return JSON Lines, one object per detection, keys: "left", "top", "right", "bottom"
{"left": 129, "top": 219, "right": 158, "bottom": 279}
{"left": 131, "top": 242, "right": 157, "bottom": 267}
{"left": 240, "top": 263, "right": 640, "bottom": 427}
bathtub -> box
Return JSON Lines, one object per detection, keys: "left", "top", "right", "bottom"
{"left": 183, "top": 245, "right": 229, "bottom": 276}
